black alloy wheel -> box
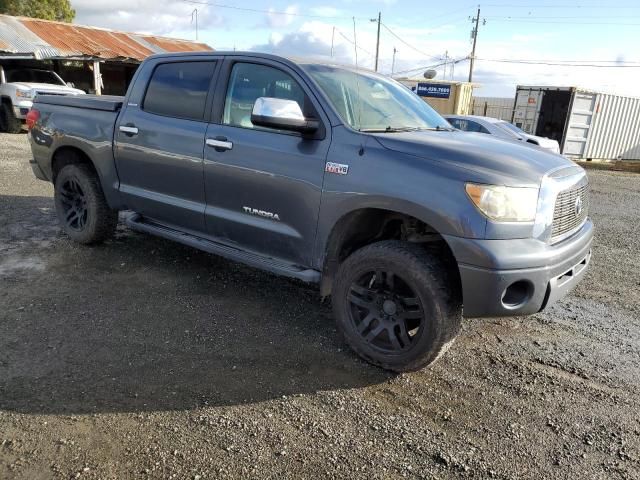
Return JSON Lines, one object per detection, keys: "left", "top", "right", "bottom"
{"left": 58, "top": 177, "right": 89, "bottom": 231}
{"left": 332, "top": 241, "right": 462, "bottom": 372}
{"left": 347, "top": 269, "right": 424, "bottom": 353}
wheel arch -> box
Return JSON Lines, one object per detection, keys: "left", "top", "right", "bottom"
{"left": 51, "top": 145, "right": 99, "bottom": 184}
{"left": 318, "top": 204, "right": 461, "bottom": 297}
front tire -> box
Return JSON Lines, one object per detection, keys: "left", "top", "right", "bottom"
{"left": 332, "top": 241, "right": 462, "bottom": 372}
{"left": 54, "top": 163, "right": 118, "bottom": 244}
{"left": 0, "top": 103, "right": 23, "bottom": 133}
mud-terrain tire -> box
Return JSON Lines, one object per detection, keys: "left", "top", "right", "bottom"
{"left": 332, "top": 240, "right": 462, "bottom": 372}
{"left": 54, "top": 163, "right": 118, "bottom": 244}
{"left": 0, "top": 102, "right": 22, "bottom": 133}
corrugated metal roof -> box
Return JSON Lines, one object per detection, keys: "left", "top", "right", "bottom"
{"left": 0, "top": 14, "right": 212, "bottom": 61}
{"left": 0, "top": 14, "right": 60, "bottom": 59}
{"left": 140, "top": 35, "right": 212, "bottom": 54}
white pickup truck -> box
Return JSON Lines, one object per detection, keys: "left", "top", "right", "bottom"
{"left": 0, "top": 66, "right": 84, "bottom": 133}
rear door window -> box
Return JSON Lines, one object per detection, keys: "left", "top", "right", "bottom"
{"left": 143, "top": 61, "right": 216, "bottom": 121}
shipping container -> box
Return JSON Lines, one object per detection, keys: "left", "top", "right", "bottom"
{"left": 513, "top": 86, "right": 640, "bottom": 160}
{"left": 399, "top": 79, "right": 474, "bottom": 115}
{"left": 471, "top": 96, "right": 515, "bottom": 121}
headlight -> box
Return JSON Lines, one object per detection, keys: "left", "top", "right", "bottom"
{"left": 465, "top": 183, "right": 539, "bottom": 222}
{"left": 16, "top": 89, "right": 34, "bottom": 99}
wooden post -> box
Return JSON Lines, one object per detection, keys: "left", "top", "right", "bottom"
{"left": 92, "top": 60, "right": 102, "bottom": 95}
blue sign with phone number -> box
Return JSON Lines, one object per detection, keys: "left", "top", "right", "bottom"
{"left": 414, "top": 83, "right": 451, "bottom": 99}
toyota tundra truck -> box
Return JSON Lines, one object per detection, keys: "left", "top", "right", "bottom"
{"left": 26, "top": 52, "right": 593, "bottom": 372}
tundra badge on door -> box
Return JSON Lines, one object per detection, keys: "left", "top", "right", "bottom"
{"left": 242, "top": 206, "right": 281, "bottom": 221}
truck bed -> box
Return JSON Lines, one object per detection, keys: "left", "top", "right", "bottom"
{"left": 34, "top": 94, "right": 124, "bottom": 112}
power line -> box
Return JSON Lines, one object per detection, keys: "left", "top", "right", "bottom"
{"left": 395, "top": 5, "right": 477, "bottom": 27}
{"left": 392, "top": 56, "right": 469, "bottom": 77}
{"left": 335, "top": 28, "right": 374, "bottom": 58}
{"left": 487, "top": 15, "right": 640, "bottom": 19}
{"left": 484, "top": 3, "right": 640, "bottom": 8}
{"left": 379, "top": 23, "right": 442, "bottom": 59}
{"left": 476, "top": 58, "right": 640, "bottom": 67}
{"left": 479, "top": 57, "right": 640, "bottom": 64}
{"left": 486, "top": 18, "right": 640, "bottom": 25}
{"left": 180, "top": 0, "right": 370, "bottom": 20}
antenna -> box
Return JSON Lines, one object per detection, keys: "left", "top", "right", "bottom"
{"left": 352, "top": 17, "right": 363, "bottom": 130}
{"left": 352, "top": 17, "right": 359, "bottom": 69}
{"left": 331, "top": 26, "right": 335, "bottom": 58}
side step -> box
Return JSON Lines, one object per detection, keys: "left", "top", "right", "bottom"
{"left": 125, "top": 213, "right": 321, "bottom": 283}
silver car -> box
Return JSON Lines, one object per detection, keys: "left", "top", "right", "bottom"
{"left": 444, "top": 114, "right": 561, "bottom": 154}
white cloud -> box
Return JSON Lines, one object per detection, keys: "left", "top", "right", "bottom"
{"left": 73, "top": 0, "right": 223, "bottom": 37}
{"left": 310, "top": 6, "right": 342, "bottom": 17}
{"left": 265, "top": 5, "right": 300, "bottom": 28}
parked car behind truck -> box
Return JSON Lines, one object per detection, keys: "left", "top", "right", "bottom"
{"left": 0, "top": 66, "right": 84, "bottom": 132}
{"left": 445, "top": 114, "right": 561, "bottom": 154}
{"left": 27, "top": 52, "right": 593, "bottom": 371}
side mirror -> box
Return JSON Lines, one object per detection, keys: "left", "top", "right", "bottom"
{"left": 251, "top": 97, "right": 319, "bottom": 134}
{"left": 66, "top": 82, "right": 75, "bottom": 88}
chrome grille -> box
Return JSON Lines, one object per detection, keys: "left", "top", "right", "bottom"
{"left": 551, "top": 180, "right": 589, "bottom": 242}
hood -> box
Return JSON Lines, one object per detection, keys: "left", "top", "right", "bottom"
{"left": 13, "top": 82, "right": 85, "bottom": 95}
{"left": 373, "top": 130, "right": 572, "bottom": 185}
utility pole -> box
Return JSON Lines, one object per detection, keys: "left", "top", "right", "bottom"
{"left": 391, "top": 47, "right": 397, "bottom": 75}
{"left": 371, "top": 12, "right": 381, "bottom": 72}
{"left": 444, "top": 50, "right": 448, "bottom": 79}
{"left": 191, "top": 8, "right": 199, "bottom": 41}
{"left": 468, "top": 6, "right": 484, "bottom": 83}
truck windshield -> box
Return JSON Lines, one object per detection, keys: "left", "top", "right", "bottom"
{"left": 5, "top": 68, "right": 66, "bottom": 86}
{"left": 302, "top": 64, "right": 451, "bottom": 132}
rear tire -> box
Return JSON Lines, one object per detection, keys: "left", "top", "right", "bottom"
{"left": 332, "top": 241, "right": 462, "bottom": 372}
{"left": 0, "top": 103, "right": 23, "bottom": 133}
{"left": 54, "top": 163, "right": 118, "bottom": 244}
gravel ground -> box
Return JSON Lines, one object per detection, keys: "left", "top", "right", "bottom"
{"left": 1, "top": 132, "right": 639, "bottom": 479}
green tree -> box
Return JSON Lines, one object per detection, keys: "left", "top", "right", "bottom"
{"left": 0, "top": 0, "right": 75, "bottom": 23}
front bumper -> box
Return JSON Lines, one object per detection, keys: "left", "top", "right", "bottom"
{"left": 444, "top": 219, "right": 593, "bottom": 317}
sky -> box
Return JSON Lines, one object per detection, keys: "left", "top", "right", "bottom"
{"left": 72, "top": 0, "right": 640, "bottom": 97}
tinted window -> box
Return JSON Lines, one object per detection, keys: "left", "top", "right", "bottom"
{"left": 143, "top": 61, "right": 216, "bottom": 121}
{"left": 223, "top": 63, "right": 306, "bottom": 130}
{"left": 450, "top": 118, "right": 490, "bottom": 134}
{"left": 6, "top": 68, "right": 65, "bottom": 85}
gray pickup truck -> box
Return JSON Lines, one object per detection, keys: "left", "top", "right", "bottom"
{"left": 27, "top": 52, "right": 593, "bottom": 371}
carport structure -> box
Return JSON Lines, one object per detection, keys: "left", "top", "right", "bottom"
{"left": 0, "top": 14, "right": 212, "bottom": 95}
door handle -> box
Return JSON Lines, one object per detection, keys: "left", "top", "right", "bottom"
{"left": 206, "top": 137, "right": 233, "bottom": 151}
{"left": 119, "top": 125, "right": 139, "bottom": 135}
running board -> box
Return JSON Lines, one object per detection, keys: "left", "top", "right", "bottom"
{"left": 125, "top": 214, "right": 321, "bottom": 283}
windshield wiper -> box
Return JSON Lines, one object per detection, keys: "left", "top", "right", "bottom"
{"left": 422, "top": 125, "right": 456, "bottom": 132}
{"left": 360, "top": 126, "right": 420, "bottom": 133}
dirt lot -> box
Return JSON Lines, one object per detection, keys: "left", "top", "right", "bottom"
{"left": 1, "top": 132, "right": 639, "bottom": 479}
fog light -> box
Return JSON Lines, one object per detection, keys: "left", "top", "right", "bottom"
{"left": 501, "top": 280, "right": 533, "bottom": 309}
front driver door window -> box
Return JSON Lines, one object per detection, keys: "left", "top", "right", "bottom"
{"left": 222, "top": 62, "right": 307, "bottom": 130}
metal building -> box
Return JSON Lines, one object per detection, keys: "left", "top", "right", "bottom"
{"left": 0, "top": 14, "right": 212, "bottom": 95}
{"left": 513, "top": 86, "right": 640, "bottom": 161}
{"left": 471, "top": 96, "right": 514, "bottom": 121}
